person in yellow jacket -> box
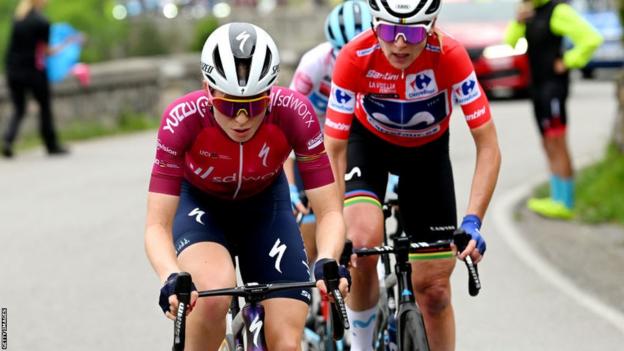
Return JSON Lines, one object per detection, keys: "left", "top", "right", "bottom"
{"left": 505, "top": 0, "right": 603, "bottom": 219}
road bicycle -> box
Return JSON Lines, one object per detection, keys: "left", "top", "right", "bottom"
{"left": 354, "top": 200, "right": 481, "bottom": 351}
{"left": 303, "top": 241, "right": 353, "bottom": 351}
{"left": 170, "top": 260, "right": 349, "bottom": 351}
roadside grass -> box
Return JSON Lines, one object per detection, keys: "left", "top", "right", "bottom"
{"left": 15, "top": 112, "right": 160, "bottom": 151}
{"left": 533, "top": 144, "right": 624, "bottom": 225}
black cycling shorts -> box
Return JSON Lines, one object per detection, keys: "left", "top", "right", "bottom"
{"left": 172, "top": 173, "right": 312, "bottom": 304}
{"left": 344, "top": 119, "right": 457, "bottom": 243}
{"left": 531, "top": 80, "right": 568, "bottom": 137}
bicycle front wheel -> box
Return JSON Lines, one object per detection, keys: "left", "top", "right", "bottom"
{"left": 399, "top": 309, "right": 429, "bottom": 351}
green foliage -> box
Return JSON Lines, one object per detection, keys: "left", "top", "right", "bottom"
{"left": 189, "top": 16, "right": 219, "bottom": 52}
{"left": 46, "top": 0, "right": 129, "bottom": 62}
{"left": 531, "top": 143, "right": 624, "bottom": 225}
{"left": 575, "top": 144, "right": 624, "bottom": 224}
{"left": 1, "top": 0, "right": 181, "bottom": 66}
{"left": 125, "top": 18, "right": 169, "bottom": 57}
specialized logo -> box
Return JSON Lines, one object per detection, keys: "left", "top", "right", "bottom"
{"left": 406, "top": 70, "right": 438, "bottom": 99}
{"left": 258, "top": 142, "right": 270, "bottom": 167}
{"left": 452, "top": 72, "right": 481, "bottom": 105}
{"left": 345, "top": 167, "right": 362, "bottom": 181}
{"left": 269, "top": 238, "right": 287, "bottom": 273}
{"left": 249, "top": 314, "right": 263, "bottom": 347}
{"left": 188, "top": 208, "right": 206, "bottom": 225}
{"left": 328, "top": 85, "right": 355, "bottom": 114}
{"left": 236, "top": 31, "right": 250, "bottom": 53}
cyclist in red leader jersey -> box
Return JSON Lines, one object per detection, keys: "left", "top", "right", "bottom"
{"left": 324, "top": 1, "right": 501, "bottom": 350}
{"left": 144, "top": 22, "right": 348, "bottom": 351}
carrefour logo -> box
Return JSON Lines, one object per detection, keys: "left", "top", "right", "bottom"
{"left": 335, "top": 89, "right": 352, "bottom": 104}
{"left": 328, "top": 84, "right": 355, "bottom": 114}
{"left": 414, "top": 74, "right": 432, "bottom": 90}
{"left": 406, "top": 70, "right": 437, "bottom": 99}
{"left": 453, "top": 72, "right": 481, "bottom": 105}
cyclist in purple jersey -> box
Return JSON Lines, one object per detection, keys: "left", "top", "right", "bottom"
{"left": 145, "top": 22, "right": 349, "bottom": 351}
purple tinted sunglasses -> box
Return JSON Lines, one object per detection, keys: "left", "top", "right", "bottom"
{"left": 375, "top": 22, "right": 429, "bottom": 45}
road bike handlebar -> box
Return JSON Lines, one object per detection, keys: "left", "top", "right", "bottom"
{"left": 353, "top": 230, "right": 482, "bottom": 297}
{"left": 171, "top": 263, "right": 351, "bottom": 349}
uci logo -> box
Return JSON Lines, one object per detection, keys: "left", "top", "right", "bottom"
{"left": 335, "top": 89, "right": 352, "bottom": 104}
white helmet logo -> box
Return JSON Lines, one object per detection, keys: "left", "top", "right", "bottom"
{"left": 236, "top": 31, "right": 251, "bottom": 53}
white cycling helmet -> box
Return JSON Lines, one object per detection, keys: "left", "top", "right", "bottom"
{"left": 201, "top": 22, "right": 280, "bottom": 97}
{"left": 368, "top": 0, "right": 441, "bottom": 27}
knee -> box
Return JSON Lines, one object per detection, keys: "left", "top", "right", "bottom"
{"left": 270, "top": 334, "right": 301, "bottom": 351}
{"left": 192, "top": 295, "right": 230, "bottom": 326}
{"left": 352, "top": 254, "right": 378, "bottom": 274}
{"left": 416, "top": 283, "right": 452, "bottom": 316}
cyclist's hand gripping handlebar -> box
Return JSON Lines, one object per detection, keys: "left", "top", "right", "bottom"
{"left": 172, "top": 272, "right": 193, "bottom": 351}
{"left": 453, "top": 229, "right": 482, "bottom": 296}
{"left": 323, "top": 260, "right": 350, "bottom": 340}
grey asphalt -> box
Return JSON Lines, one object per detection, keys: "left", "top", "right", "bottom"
{"left": 1, "top": 78, "right": 623, "bottom": 350}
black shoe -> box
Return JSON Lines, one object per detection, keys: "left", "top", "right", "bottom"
{"left": 48, "top": 146, "right": 69, "bottom": 156}
{"left": 2, "top": 145, "right": 13, "bottom": 158}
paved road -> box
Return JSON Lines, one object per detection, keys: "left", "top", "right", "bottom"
{"left": 1, "top": 78, "right": 623, "bottom": 350}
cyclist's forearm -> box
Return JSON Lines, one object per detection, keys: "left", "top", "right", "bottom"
{"left": 308, "top": 183, "right": 346, "bottom": 260}
{"left": 145, "top": 225, "right": 180, "bottom": 283}
{"left": 466, "top": 122, "right": 501, "bottom": 219}
{"left": 315, "top": 209, "right": 346, "bottom": 260}
{"left": 324, "top": 136, "right": 347, "bottom": 196}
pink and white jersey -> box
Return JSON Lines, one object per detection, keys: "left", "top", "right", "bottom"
{"left": 289, "top": 42, "right": 335, "bottom": 123}
{"left": 149, "top": 86, "right": 333, "bottom": 200}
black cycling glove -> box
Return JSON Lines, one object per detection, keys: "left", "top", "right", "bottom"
{"left": 158, "top": 272, "right": 197, "bottom": 314}
{"left": 313, "top": 258, "right": 352, "bottom": 290}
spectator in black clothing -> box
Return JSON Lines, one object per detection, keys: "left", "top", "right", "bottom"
{"left": 2, "top": 0, "right": 80, "bottom": 158}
